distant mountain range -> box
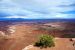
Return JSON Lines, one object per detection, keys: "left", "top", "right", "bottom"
{"left": 0, "top": 18, "right": 75, "bottom": 23}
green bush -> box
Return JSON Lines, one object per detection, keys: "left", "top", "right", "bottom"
{"left": 34, "top": 34, "right": 55, "bottom": 48}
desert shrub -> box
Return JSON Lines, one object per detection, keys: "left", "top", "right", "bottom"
{"left": 34, "top": 34, "right": 55, "bottom": 48}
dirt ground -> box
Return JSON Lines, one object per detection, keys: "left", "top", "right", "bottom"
{"left": 0, "top": 25, "right": 75, "bottom": 50}
{"left": 0, "top": 25, "right": 42, "bottom": 50}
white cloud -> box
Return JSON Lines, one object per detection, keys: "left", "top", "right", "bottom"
{"left": 0, "top": 0, "right": 75, "bottom": 19}
{"left": 5, "top": 16, "right": 28, "bottom": 19}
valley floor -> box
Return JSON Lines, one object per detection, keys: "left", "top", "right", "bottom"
{"left": 0, "top": 23, "right": 75, "bottom": 50}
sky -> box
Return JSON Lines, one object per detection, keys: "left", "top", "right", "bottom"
{"left": 0, "top": 0, "right": 75, "bottom": 19}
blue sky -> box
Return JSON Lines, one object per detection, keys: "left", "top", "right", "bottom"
{"left": 0, "top": 0, "right": 75, "bottom": 19}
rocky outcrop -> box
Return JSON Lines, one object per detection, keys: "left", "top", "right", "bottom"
{"left": 0, "top": 31, "right": 7, "bottom": 40}
{"left": 0, "top": 31, "right": 5, "bottom": 36}
{"left": 7, "top": 26, "right": 16, "bottom": 34}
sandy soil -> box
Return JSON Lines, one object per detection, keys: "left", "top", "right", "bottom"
{"left": 0, "top": 24, "right": 75, "bottom": 50}
{"left": 0, "top": 25, "right": 41, "bottom": 50}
